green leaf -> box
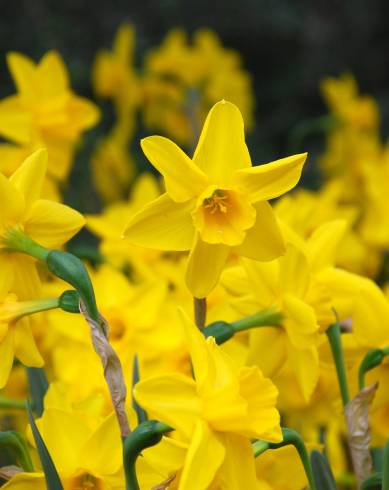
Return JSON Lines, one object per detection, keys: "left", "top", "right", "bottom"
{"left": 360, "top": 472, "right": 381, "bottom": 490}
{"left": 383, "top": 437, "right": 389, "bottom": 490}
{"left": 26, "top": 403, "right": 63, "bottom": 490}
{"left": 132, "top": 354, "right": 148, "bottom": 424}
{"left": 26, "top": 367, "right": 48, "bottom": 417}
{"left": 311, "top": 450, "right": 337, "bottom": 490}
{"left": 0, "top": 431, "right": 33, "bottom": 471}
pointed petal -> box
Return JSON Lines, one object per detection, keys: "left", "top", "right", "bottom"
{"left": 38, "top": 409, "right": 90, "bottom": 475}
{"left": 218, "top": 434, "right": 260, "bottom": 490}
{"left": 11, "top": 255, "right": 41, "bottom": 300}
{"left": 287, "top": 343, "right": 319, "bottom": 402}
{"left": 0, "top": 330, "right": 14, "bottom": 389}
{"left": 37, "top": 51, "right": 69, "bottom": 96}
{"left": 0, "top": 173, "right": 25, "bottom": 226}
{"left": 0, "top": 255, "right": 14, "bottom": 301}
{"left": 242, "top": 258, "right": 278, "bottom": 307}
{"left": 235, "top": 202, "right": 285, "bottom": 261}
{"left": 178, "top": 308, "right": 208, "bottom": 388}
{"left": 247, "top": 328, "right": 287, "bottom": 378}
{"left": 134, "top": 374, "right": 200, "bottom": 439}
{"left": 193, "top": 101, "right": 251, "bottom": 183}
{"left": 283, "top": 294, "right": 319, "bottom": 349}
{"left": 124, "top": 193, "right": 194, "bottom": 251}
{"left": 80, "top": 412, "right": 122, "bottom": 475}
{"left": 352, "top": 280, "right": 389, "bottom": 347}
{"left": 7, "top": 52, "right": 37, "bottom": 100}
{"left": 278, "top": 243, "right": 310, "bottom": 297}
{"left": 10, "top": 149, "right": 47, "bottom": 211}
{"left": 180, "top": 420, "right": 225, "bottom": 490}
{"left": 185, "top": 236, "right": 230, "bottom": 298}
{"left": 14, "top": 318, "right": 44, "bottom": 367}
{"left": 308, "top": 220, "right": 347, "bottom": 273}
{"left": 25, "top": 199, "right": 85, "bottom": 248}
{"left": 141, "top": 136, "right": 207, "bottom": 202}
{"left": 235, "top": 153, "right": 307, "bottom": 202}
{"left": 1, "top": 472, "right": 46, "bottom": 490}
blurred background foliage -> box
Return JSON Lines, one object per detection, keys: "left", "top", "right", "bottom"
{"left": 1, "top": 0, "right": 389, "bottom": 213}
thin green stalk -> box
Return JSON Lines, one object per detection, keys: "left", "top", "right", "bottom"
{"left": 194, "top": 297, "right": 207, "bottom": 329}
{"left": 0, "top": 396, "right": 26, "bottom": 410}
{"left": 3, "top": 228, "right": 49, "bottom": 261}
{"left": 383, "top": 437, "right": 389, "bottom": 490}
{"left": 231, "top": 308, "right": 283, "bottom": 333}
{"left": 326, "top": 322, "right": 350, "bottom": 406}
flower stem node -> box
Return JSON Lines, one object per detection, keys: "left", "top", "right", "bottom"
{"left": 46, "top": 250, "right": 99, "bottom": 323}
{"left": 203, "top": 321, "right": 235, "bottom": 344}
{"left": 358, "top": 347, "right": 389, "bottom": 390}
{"left": 58, "top": 290, "right": 82, "bottom": 314}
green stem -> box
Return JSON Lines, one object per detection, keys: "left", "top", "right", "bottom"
{"left": 0, "top": 396, "right": 26, "bottom": 410}
{"left": 326, "top": 322, "right": 350, "bottom": 406}
{"left": 231, "top": 308, "right": 283, "bottom": 332}
{"left": 123, "top": 420, "right": 172, "bottom": 490}
{"left": 3, "top": 228, "right": 49, "bottom": 260}
{"left": 358, "top": 347, "right": 389, "bottom": 390}
{"left": 194, "top": 297, "right": 207, "bottom": 329}
{"left": 254, "top": 428, "right": 316, "bottom": 490}
{"left": 383, "top": 437, "right": 389, "bottom": 490}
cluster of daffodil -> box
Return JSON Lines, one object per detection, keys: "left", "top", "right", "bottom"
{"left": 1, "top": 27, "right": 389, "bottom": 490}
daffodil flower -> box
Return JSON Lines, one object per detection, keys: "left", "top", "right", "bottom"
{"left": 124, "top": 100, "right": 306, "bottom": 297}
{"left": 134, "top": 309, "right": 281, "bottom": 489}
{"left": 0, "top": 148, "right": 85, "bottom": 300}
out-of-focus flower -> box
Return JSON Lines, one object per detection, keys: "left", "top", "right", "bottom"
{"left": 0, "top": 51, "right": 99, "bottom": 188}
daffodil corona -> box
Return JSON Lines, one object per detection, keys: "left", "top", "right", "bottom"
{"left": 124, "top": 100, "right": 307, "bottom": 297}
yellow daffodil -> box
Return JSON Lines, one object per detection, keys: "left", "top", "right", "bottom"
{"left": 125, "top": 100, "right": 306, "bottom": 297}
{"left": 0, "top": 51, "right": 99, "bottom": 183}
{"left": 0, "top": 293, "right": 43, "bottom": 388}
{"left": 3, "top": 407, "right": 124, "bottom": 490}
{"left": 0, "top": 148, "right": 85, "bottom": 300}
{"left": 134, "top": 309, "right": 281, "bottom": 489}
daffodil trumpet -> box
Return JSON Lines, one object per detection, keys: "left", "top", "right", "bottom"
{"left": 123, "top": 420, "right": 173, "bottom": 490}
{"left": 359, "top": 346, "right": 389, "bottom": 390}
{"left": 253, "top": 427, "right": 317, "bottom": 490}
{"left": 203, "top": 307, "right": 283, "bottom": 345}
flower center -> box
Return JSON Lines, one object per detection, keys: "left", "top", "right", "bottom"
{"left": 203, "top": 190, "right": 228, "bottom": 214}
{"left": 192, "top": 186, "right": 256, "bottom": 246}
{"left": 67, "top": 473, "right": 103, "bottom": 490}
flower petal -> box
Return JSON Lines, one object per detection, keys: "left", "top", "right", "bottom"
{"left": 307, "top": 220, "right": 347, "bottom": 273}
{"left": 134, "top": 374, "right": 200, "bottom": 439}
{"left": 80, "top": 412, "right": 122, "bottom": 475}
{"left": 193, "top": 101, "right": 251, "bottom": 183}
{"left": 1, "top": 472, "right": 46, "bottom": 490}
{"left": 217, "top": 434, "right": 258, "bottom": 490}
{"left": 10, "top": 255, "right": 41, "bottom": 300}
{"left": 235, "top": 153, "right": 307, "bottom": 202}
{"left": 25, "top": 199, "right": 85, "bottom": 248}
{"left": 10, "top": 149, "right": 47, "bottom": 212}
{"left": 185, "top": 236, "right": 230, "bottom": 298}
{"left": 14, "top": 318, "right": 44, "bottom": 367}
{"left": 180, "top": 420, "right": 225, "bottom": 490}
{"left": 0, "top": 255, "right": 14, "bottom": 301}
{"left": 0, "top": 330, "right": 14, "bottom": 389}
{"left": 247, "top": 327, "right": 287, "bottom": 378}
{"left": 0, "top": 96, "right": 31, "bottom": 144}
{"left": 0, "top": 173, "right": 25, "bottom": 227}
{"left": 278, "top": 243, "right": 310, "bottom": 297}
{"left": 287, "top": 343, "right": 319, "bottom": 402}
{"left": 7, "top": 52, "right": 37, "bottom": 100}
{"left": 123, "top": 193, "right": 194, "bottom": 251}
{"left": 283, "top": 294, "right": 319, "bottom": 349}
{"left": 235, "top": 202, "right": 285, "bottom": 261}
{"left": 141, "top": 136, "right": 207, "bottom": 202}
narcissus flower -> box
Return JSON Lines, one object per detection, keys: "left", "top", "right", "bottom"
{"left": 0, "top": 50, "right": 99, "bottom": 182}
{"left": 124, "top": 100, "right": 307, "bottom": 297}
{"left": 0, "top": 148, "right": 85, "bottom": 299}
{"left": 134, "top": 309, "right": 281, "bottom": 489}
